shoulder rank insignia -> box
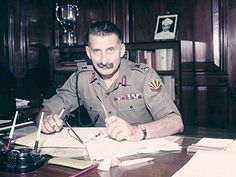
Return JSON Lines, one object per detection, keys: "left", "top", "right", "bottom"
{"left": 77, "top": 65, "right": 94, "bottom": 73}
{"left": 130, "top": 63, "right": 148, "bottom": 73}
{"left": 148, "top": 80, "right": 162, "bottom": 92}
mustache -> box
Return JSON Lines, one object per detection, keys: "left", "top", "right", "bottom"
{"left": 97, "top": 63, "right": 114, "bottom": 69}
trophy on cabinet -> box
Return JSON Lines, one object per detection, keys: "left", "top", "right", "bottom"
{"left": 56, "top": 1, "right": 79, "bottom": 46}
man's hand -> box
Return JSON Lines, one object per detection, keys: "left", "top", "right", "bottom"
{"left": 41, "top": 113, "right": 64, "bottom": 134}
{"left": 105, "top": 116, "right": 143, "bottom": 141}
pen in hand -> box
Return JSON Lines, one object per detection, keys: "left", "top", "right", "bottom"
{"left": 6, "top": 111, "right": 18, "bottom": 149}
{"left": 52, "top": 108, "right": 66, "bottom": 132}
{"left": 65, "top": 119, "right": 84, "bottom": 144}
{"left": 59, "top": 108, "right": 65, "bottom": 119}
{"left": 34, "top": 112, "right": 44, "bottom": 153}
{"left": 96, "top": 96, "right": 109, "bottom": 119}
{"left": 60, "top": 107, "right": 84, "bottom": 144}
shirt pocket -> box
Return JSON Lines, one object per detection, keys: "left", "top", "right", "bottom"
{"left": 116, "top": 99, "right": 147, "bottom": 124}
{"left": 83, "top": 99, "right": 102, "bottom": 122}
{"left": 116, "top": 99, "right": 145, "bottom": 110}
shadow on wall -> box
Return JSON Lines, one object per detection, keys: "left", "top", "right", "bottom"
{"left": 0, "top": 66, "right": 16, "bottom": 89}
{"left": 23, "top": 45, "right": 50, "bottom": 89}
{"left": 23, "top": 68, "right": 50, "bottom": 88}
{"left": 0, "top": 66, "right": 16, "bottom": 117}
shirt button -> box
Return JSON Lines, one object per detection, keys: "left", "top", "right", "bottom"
{"left": 108, "top": 111, "right": 112, "bottom": 115}
{"left": 89, "top": 106, "right": 92, "bottom": 110}
{"left": 130, "top": 106, "right": 133, "bottom": 109}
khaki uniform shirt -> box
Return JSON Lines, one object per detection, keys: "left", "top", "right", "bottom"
{"left": 43, "top": 60, "right": 180, "bottom": 126}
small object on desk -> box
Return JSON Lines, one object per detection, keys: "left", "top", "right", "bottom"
{"left": 84, "top": 130, "right": 108, "bottom": 143}
{"left": 97, "top": 156, "right": 113, "bottom": 171}
{"left": 0, "top": 120, "right": 11, "bottom": 125}
{"left": 16, "top": 98, "right": 30, "bottom": 109}
{"left": 34, "top": 112, "right": 44, "bottom": 153}
{"left": 119, "top": 157, "right": 154, "bottom": 167}
{"left": 0, "top": 121, "right": 34, "bottom": 132}
{"left": 68, "top": 163, "right": 99, "bottom": 177}
{"left": 48, "top": 157, "right": 96, "bottom": 169}
{"left": 187, "top": 137, "right": 234, "bottom": 153}
{"left": 97, "top": 156, "right": 155, "bottom": 171}
{"left": 6, "top": 110, "right": 18, "bottom": 149}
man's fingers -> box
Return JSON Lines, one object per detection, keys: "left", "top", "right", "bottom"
{"left": 42, "top": 119, "right": 55, "bottom": 133}
{"left": 41, "top": 114, "right": 62, "bottom": 134}
{"left": 52, "top": 115, "right": 63, "bottom": 131}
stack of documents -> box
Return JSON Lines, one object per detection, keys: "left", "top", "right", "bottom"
{"left": 187, "top": 137, "right": 234, "bottom": 153}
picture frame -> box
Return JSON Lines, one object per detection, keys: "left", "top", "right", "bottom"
{"left": 154, "top": 14, "right": 178, "bottom": 40}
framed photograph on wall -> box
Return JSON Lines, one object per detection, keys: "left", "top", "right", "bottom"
{"left": 154, "top": 14, "right": 178, "bottom": 40}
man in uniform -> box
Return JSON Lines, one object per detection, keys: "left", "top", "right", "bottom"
{"left": 38, "top": 21, "right": 184, "bottom": 141}
{"left": 155, "top": 18, "right": 175, "bottom": 40}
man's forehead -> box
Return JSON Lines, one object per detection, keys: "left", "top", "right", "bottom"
{"left": 88, "top": 34, "right": 121, "bottom": 47}
{"left": 89, "top": 33, "right": 119, "bottom": 40}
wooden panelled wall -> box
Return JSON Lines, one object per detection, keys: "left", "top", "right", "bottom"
{"left": 1, "top": 0, "right": 236, "bottom": 129}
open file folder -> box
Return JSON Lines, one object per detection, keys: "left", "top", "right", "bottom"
{"left": 14, "top": 127, "right": 182, "bottom": 159}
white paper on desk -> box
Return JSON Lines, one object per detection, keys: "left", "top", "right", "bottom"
{"left": 226, "top": 139, "right": 236, "bottom": 153}
{"left": 39, "top": 147, "right": 87, "bottom": 158}
{"left": 85, "top": 136, "right": 181, "bottom": 160}
{"left": 172, "top": 150, "right": 236, "bottom": 177}
{"left": 14, "top": 127, "right": 106, "bottom": 148}
{"left": 14, "top": 127, "right": 181, "bottom": 158}
{"left": 14, "top": 127, "right": 106, "bottom": 157}
{"left": 196, "top": 137, "right": 233, "bottom": 149}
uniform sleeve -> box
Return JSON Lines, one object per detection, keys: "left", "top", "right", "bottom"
{"left": 143, "top": 68, "right": 180, "bottom": 120}
{"left": 42, "top": 72, "right": 79, "bottom": 114}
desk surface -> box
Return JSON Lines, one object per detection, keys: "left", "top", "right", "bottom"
{"left": 0, "top": 126, "right": 236, "bottom": 177}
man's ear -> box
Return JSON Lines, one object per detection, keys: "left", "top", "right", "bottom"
{"left": 120, "top": 43, "right": 126, "bottom": 58}
{"left": 85, "top": 46, "right": 92, "bottom": 60}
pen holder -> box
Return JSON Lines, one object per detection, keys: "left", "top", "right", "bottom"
{"left": 0, "top": 147, "right": 52, "bottom": 173}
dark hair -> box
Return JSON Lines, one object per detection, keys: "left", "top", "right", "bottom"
{"left": 85, "top": 21, "right": 123, "bottom": 45}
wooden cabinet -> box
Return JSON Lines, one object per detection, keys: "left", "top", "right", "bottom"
{"left": 49, "top": 40, "right": 186, "bottom": 113}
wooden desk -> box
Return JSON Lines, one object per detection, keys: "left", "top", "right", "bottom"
{"left": 0, "top": 127, "right": 236, "bottom": 177}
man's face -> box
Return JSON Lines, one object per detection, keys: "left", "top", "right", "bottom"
{"left": 162, "top": 24, "right": 171, "bottom": 32}
{"left": 86, "top": 34, "right": 125, "bottom": 79}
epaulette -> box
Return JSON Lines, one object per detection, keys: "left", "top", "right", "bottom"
{"left": 129, "top": 63, "right": 149, "bottom": 73}
{"left": 77, "top": 65, "right": 94, "bottom": 73}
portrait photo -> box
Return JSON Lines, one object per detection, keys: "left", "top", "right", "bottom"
{"left": 154, "top": 14, "right": 178, "bottom": 40}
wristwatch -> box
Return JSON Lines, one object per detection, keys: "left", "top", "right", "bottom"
{"left": 137, "top": 125, "right": 147, "bottom": 140}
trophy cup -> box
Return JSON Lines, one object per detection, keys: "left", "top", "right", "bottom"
{"left": 56, "top": 1, "right": 79, "bottom": 46}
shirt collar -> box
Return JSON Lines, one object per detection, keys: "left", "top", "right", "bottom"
{"left": 117, "top": 59, "right": 131, "bottom": 86}
{"left": 90, "top": 59, "right": 131, "bottom": 86}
